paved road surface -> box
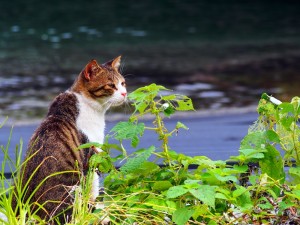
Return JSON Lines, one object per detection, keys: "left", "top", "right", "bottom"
{"left": 0, "top": 112, "right": 258, "bottom": 172}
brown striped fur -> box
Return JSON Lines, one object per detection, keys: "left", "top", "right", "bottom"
{"left": 12, "top": 56, "right": 126, "bottom": 224}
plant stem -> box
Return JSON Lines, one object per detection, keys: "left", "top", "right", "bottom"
{"left": 152, "top": 101, "right": 171, "bottom": 166}
{"left": 292, "top": 120, "right": 300, "bottom": 164}
{"left": 144, "top": 127, "right": 158, "bottom": 131}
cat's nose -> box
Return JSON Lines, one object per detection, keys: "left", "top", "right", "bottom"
{"left": 121, "top": 92, "right": 127, "bottom": 97}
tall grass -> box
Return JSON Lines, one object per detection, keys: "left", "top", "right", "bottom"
{"left": 0, "top": 119, "right": 108, "bottom": 224}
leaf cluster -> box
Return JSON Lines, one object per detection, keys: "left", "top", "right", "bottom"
{"left": 1, "top": 86, "right": 300, "bottom": 224}
{"left": 89, "top": 87, "right": 300, "bottom": 224}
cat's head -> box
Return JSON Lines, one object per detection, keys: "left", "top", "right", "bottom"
{"left": 71, "top": 56, "right": 127, "bottom": 107}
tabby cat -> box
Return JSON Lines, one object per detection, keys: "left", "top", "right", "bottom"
{"left": 12, "top": 56, "right": 126, "bottom": 224}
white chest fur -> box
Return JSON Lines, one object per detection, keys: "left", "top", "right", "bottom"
{"left": 74, "top": 92, "right": 106, "bottom": 150}
{"left": 73, "top": 92, "right": 105, "bottom": 201}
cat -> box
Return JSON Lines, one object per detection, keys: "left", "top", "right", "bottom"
{"left": 12, "top": 56, "right": 127, "bottom": 224}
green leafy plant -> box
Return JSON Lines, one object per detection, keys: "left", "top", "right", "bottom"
{"left": 93, "top": 87, "right": 300, "bottom": 224}
{"left": 1, "top": 84, "right": 300, "bottom": 224}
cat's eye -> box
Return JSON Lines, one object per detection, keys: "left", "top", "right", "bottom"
{"left": 121, "top": 81, "right": 126, "bottom": 86}
{"left": 108, "top": 83, "right": 116, "bottom": 89}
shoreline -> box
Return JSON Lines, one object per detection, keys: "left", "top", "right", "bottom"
{"left": 1, "top": 105, "right": 258, "bottom": 127}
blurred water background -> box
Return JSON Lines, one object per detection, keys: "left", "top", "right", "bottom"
{"left": 1, "top": 0, "right": 300, "bottom": 122}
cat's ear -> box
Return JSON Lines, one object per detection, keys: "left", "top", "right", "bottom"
{"left": 103, "top": 56, "right": 121, "bottom": 71}
{"left": 83, "top": 60, "right": 101, "bottom": 81}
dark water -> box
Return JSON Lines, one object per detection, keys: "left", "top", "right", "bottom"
{"left": 1, "top": 1, "right": 300, "bottom": 121}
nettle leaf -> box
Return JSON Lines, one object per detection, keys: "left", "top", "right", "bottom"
{"left": 189, "top": 185, "right": 216, "bottom": 209}
{"left": 234, "top": 186, "right": 253, "bottom": 211}
{"left": 259, "top": 145, "right": 285, "bottom": 186}
{"left": 120, "top": 146, "right": 155, "bottom": 174}
{"left": 129, "top": 83, "right": 169, "bottom": 102}
{"left": 266, "top": 130, "right": 280, "bottom": 143}
{"left": 135, "top": 101, "right": 149, "bottom": 114}
{"left": 233, "top": 185, "right": 247, "bottom": 198}
{"left": 176, "top": 121, "right": 189, "bottom": 130}
{"left": 163, "top": 105, "right": 176, "bottom": 117}
{"left": 280, "top": 117, "right": 294, "bottom": 131}
{"left": 89, "top": 152, "right": 113, "bottom": 173}
{"left": 289, "top": 167, "right": 300, "bottom": 184}
{"left": 129, "top": 84, "right": 170, "bottom": 114}
{"left": 239, "top": 148, "right": 266, "bottom": 159}
{"left": 279, "top": 102, "right": 295, "bottom": 115}
{"left": 240, "top": 131, "right": 267, "bottom": 150}
{"left": 175, "top": 96, "right": 194, "bottom": 111}
{"left": 215, "top": 193, "right": 229, "bottom": 200}
{"left": 111, "top": 121, "right": 145, "bottom": 147}
{"left": 232, "top": 164, "right": 249, "bottom": 173}
{"left": 152, "top": 181, "right": 173, "bottom": 191}
{"left": 215, "top": 174, "right": 238, "bottom": 183}
{"left": 172, "top": 207, "right": 195, "bottom": 225}
{"left": 166, "top": 185, "right": 188, "bottom": 198}
{"left": 161, "top": 94, "right": 177, "bottom": 101}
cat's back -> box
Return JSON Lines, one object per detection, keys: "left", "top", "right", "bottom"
{"left": 27, "top": 91, "right": 86, "bottom": 159}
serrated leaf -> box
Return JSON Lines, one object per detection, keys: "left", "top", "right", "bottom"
{"left": 233, "top": 186, "right": 247, "bottom": 198}
{"left": 232, "top": 164, "right": 249, "bottom": 173}
{"left": 176, "top": 121, "right": 188, "bottom": 130}
{"left": 120, "top": 146, "right": 155, "bottom": 173}
{"left": 134, "top": 161, "right": 159, "bottom": 176}
{"left": 215, "top": 193, "right": 228, "bottom": 200}
{"left": 289, "top": 167, "right": 300, "bottom": 184}
{"left": 189, "top": 185, "right": 216, "bottom": 208}
{"left": 176, "top": 97, "right": 194, "bottom": 111}
{"left": 266, "top": 130, "right": 280, "bottom": 143}
{"left": 240, "top": 131, "right": 266, "bottom": 150}
{"left": 111, "top": 121, "right": 145, "bottom": 147}
{"left": 172, "top": 208, "right": 195, "bottom": 225}
{"left": 152, "top": 181, "right": 173, "bottom": 191}
{"left": 259, "top": 145, "right": 285, "bottom": 187}
{"left": 280, "top": 103, "right": 295, "bottom": 114}
{"left": 161, "top": 94, "right": 177, "bottom": 101}
{"left": 234, "top": 186, "right": 253, "bottom": 211}
{"left": 286, "top": 189, "right": 300, "bottom": 200}
{"left": 89, "top": 152, "right": 113, "bottom": 173}
{"left": 166, "top": 185, "right": 188, "bottom": 198}
{"left": 164, "top": 106, "right": 176, "bottom": 117}
{"left": 215, "top": 174, "right": 238, "bottom": 183}
{"left": 239, "top": 148, "right": 265, "bottom": 159}
{"left": 129, "top": 83, "right": 169, "bottom": 102}
{"left": 280, "top": 117, "right": 294, "bottom": 130}
{"left": 135, "top": 101, "right": 149, "bottom": 113}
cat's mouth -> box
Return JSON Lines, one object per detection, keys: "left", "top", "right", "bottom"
{"left": 99, "top": 95, "right": 126, "bottom": 107}
{"left": 111, "top": 97, "right": 127, "bottom": 107}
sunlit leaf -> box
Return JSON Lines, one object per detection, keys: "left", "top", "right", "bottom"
{"left": 120, "top": 146, "right": 155, "bottom": 173}
{"left": 176, "top": 121, "right": 189, "bottom": 130}
{"left": 172, "top": 207, "right": 195, "bottom": 225}
{"left": 189, "top": 185, "right": 216, "bottom": 208}
{"left": 166, "top": 185, "right": 188, "bottom": 198}
{"left": 111, "top": 121, "right": 145, "bottom": 147}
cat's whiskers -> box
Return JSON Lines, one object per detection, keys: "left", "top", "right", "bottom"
{"left": 123, "top": 73, "right": 134, "bottom": 78}
{"left": 101, "top": 99, "right": 113, "bottom": 111}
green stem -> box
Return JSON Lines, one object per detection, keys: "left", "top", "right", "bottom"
{"left": 152, "top": 101, "right": 171, "bottom": 166}
{"left": 292, "top": 120, "right": 300, "bottom": 164}
{"left": 144, "top": 127, "right": 158, "bottom": 131}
